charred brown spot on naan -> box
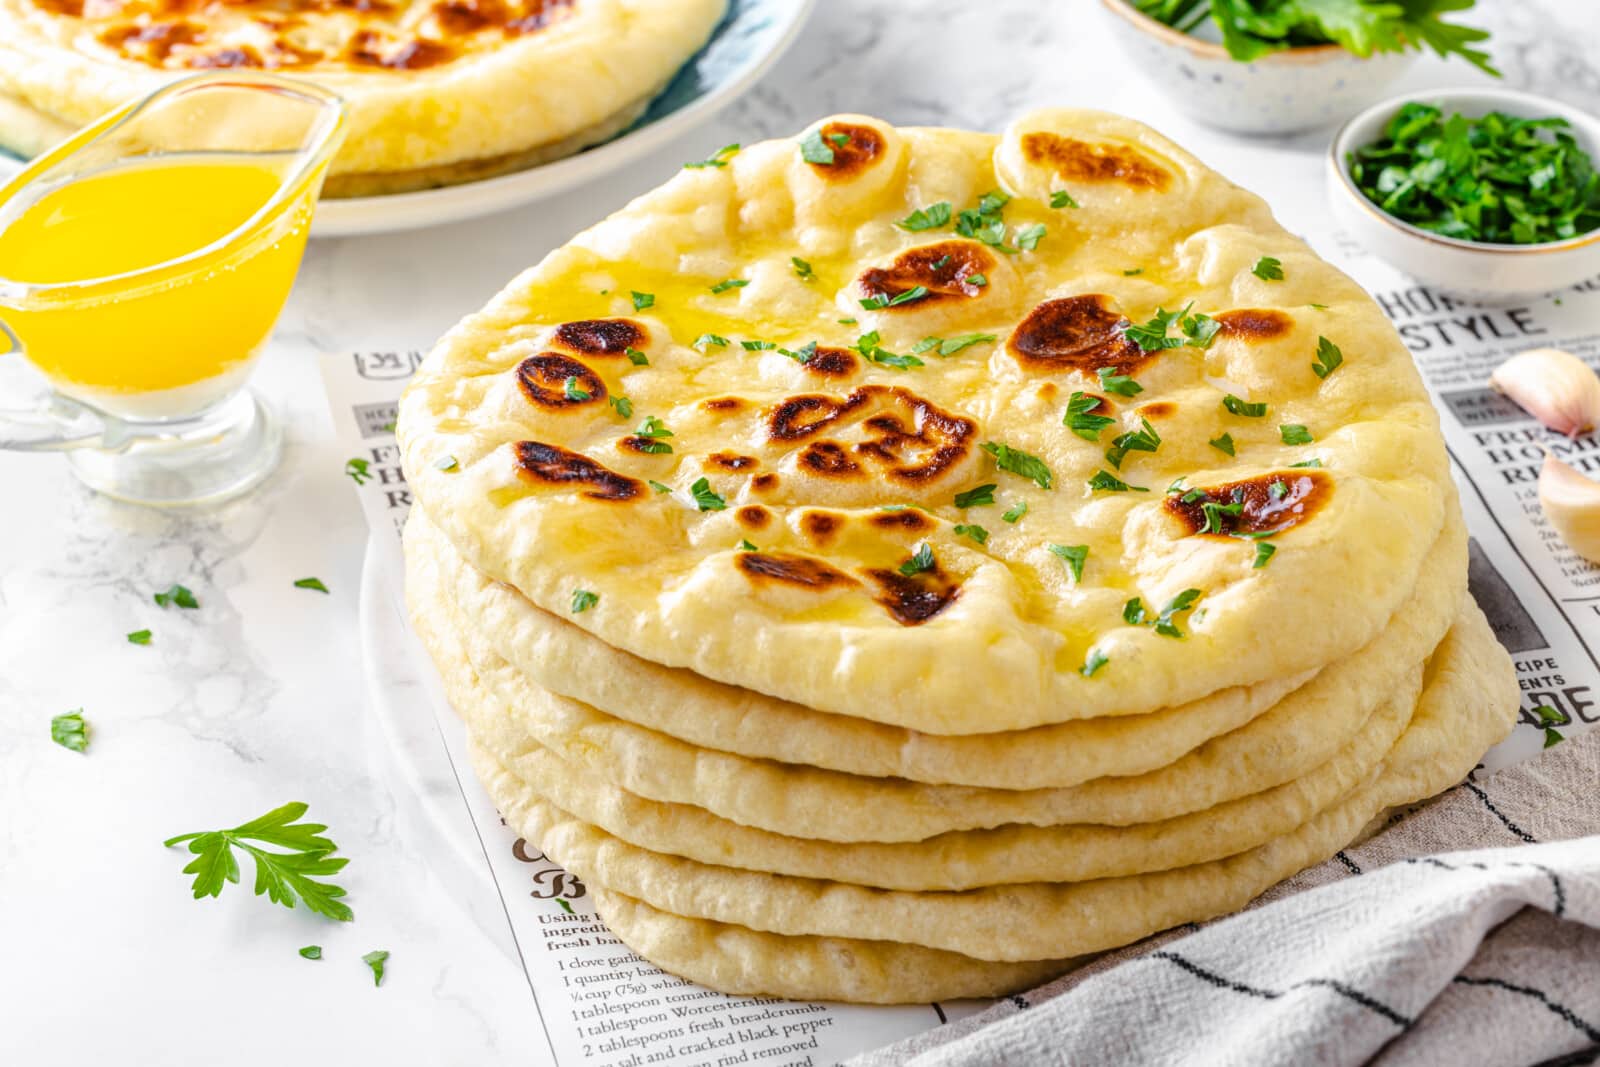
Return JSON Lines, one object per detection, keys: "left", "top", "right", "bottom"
{"left": 702, "top": 397, "right": 746, "bottom": 414}
{"left": 869, "top": 509, "right": 934, "bottom": 533}
{"left": 736, "top": 506, "right": 772, "bottom": 530}
{"left": 1165, "top": 472, "right": 1332, "bottom": 538}
{"left": 801, "top": 511, "right": 843, "bottom": 546}
{"left": 799, "top": 442, "right": 862, "bottom": 476}
{"left": 771, "top": 387, "right": 977, "bottom": 487}
{"left": 737, "top": 553, "right": 859, "bottom": 590}
{"left": 553, "top": 318, "right": 649, "bottom": 356}
{"left": 768, "top": 394, "right": 866, "bottom": 441}
{"left": 516, "top": 354, "right": 605, "bottom": 409}
{"left": 1021, "top": 132, "right": 1171, "bottom": 190}
{"left": 1008, "top": 295, "right": 1148, "bottom": 375}
{"left": 348, "top": 32, "right": 451, "bottom": 70}
{"left": 1217, "top": 309, "right": 1293, "bottom": 341}
{"left": 513, "top": 441, "right": 641, "bottom": 502}
{"left": 707, "top": 452, "right": 759, "bottom": 471}
{"left": 864, "top": 569, "right": 961, "bottom": 626}
{"left": 857, "top": 242, "right": 995, "bottom": 306}
{"left": 1138, "top": 401, "right": 1176, "bottom": 419}
{"left": 751, "top": 473, "right": 781, "bottom": 493}
{"left": 809, "top": 122, "right": 884, "bottom": 179}
{"left": 800, "top": 346, "right": 860, "bottom": 378}
{"left": 100, "top": 21, "right": 200, "bottom": 62}
{"left": 618, "top": 436, "right": 671, "bottom": 456}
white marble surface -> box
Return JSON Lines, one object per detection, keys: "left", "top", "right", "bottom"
{"left": 0, "top": 2, "right": 1592, "bottom": 1064}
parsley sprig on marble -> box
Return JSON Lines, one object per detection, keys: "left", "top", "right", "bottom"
{"left": 164, "top": 802, "right": 353, "bottom": 921}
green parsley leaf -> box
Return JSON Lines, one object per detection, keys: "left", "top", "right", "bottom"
{"left": 827, "top": 132, "right": 850, "bottom": 148}
{"left": 954, "top": 483, "right": 997, "bottom": 509}
{"left": 936, "top": 333, "right": 997, "bottom": 357}
{"left": 344, "top": 458, "right": 373, "bottom": 486}
{"left": 609, "top": 395, "right": 633, "bottom": 419}
{"left": 1201, "top": 500, "right": 1245, "bottom": 534}
{"left": 1097, "top": 368, "right": 1144, "bottom": 397}
{"left": 648, "top": 480, "right": 672, "bottom": 494}
{"left": 1312, "top": 336, "right": 1344, "bottom": 380}
{"left": 899, "top": 542, "right": 936, "bottom": 576}
{"left": 636, "top": 416, "right": 673, "bottom": 439}
{"left": 127, "top": 629, "right": 152, "bottom": 646}
{"left": 632, "top": 439, "right": 672, "bottom": 455}
{"left": 954, "top": 524, "right": 990, "bottom": 546}
{"left": 896, "top": 202, "right": 953, "bottom": 231}
{"left": 791, "top": 257, "right": 816, "bottom": 282}
{"left": 1123, "top": 268, "right": 1144, "bottom": 276}
{"left": 299, "top": 945, "right": 322, "bottom": 960}
{"left": 740, "top": 339, "right": 776, "bottom": 352}
{"left": 1088, "top": 469, "right": 1149, "bottom": 493}
{"left": 1049, "top": 543, "right": 1088, "bottom": 583}
{"left": 563, "top": 376, "right": 591, "bottom": 402}
{"left": 154, "top": 584, "right": 199, "bottom": 610}
{"left": 433, "top": 454, "right": 459, "bottom": 472}
{"left": 1209, "top": 432, "right": 1236, "bottom": 456}
{"left": 709, "top": 278, "right": 748, "bottom": 294}
{"left": 1181, "top": 311, "right": 1220, "bottom": 348}
{"left": 1081, "top": 647, "right": 1109, "bottom": 677}
{"left": 1253, "top": 541, "right": 1278, "bottom": 568}
{"left": 799, "top": 129, "right": 836, "bottom": 165}
{"left": 1002, "top": 500, "right": 1028, "bottom": 523}
{"left": 860, "top": 285, "right": 930, "bottom": 311}
{"left": 630, "top": 291, "right": 654, "bottom": 311}
{"left": 738, "top": 540, "right": 758, "bottom": 552}
{"left": 1050, "top": 190, "right": 1079, "bottom": 209}
{"left": 691, "top": 334, "right": 726, "bottom": 352}
{"left": 1252, "top": 256, "right": 1285, "bottom": 281}
{"left": 683, "top": 143, "right": 740, "bottom": 169}
{"left": 1535, "top": 704, "right": 1569, "bottom": 748}
{"left": 837, "top": 317, "right": 857, "bottom": 326}
{"left": 1280, "top": 424, "right": 1314, "bottom": 445}
{"left": 1152, "top": 589, "right": 1202, "bottom": 637}
{"left": 363, "top": 950, "right": 389, "bottom": 987}
{"left": 622, "top": 347, "right": 649, "bottom": 366}
{"left": 982, "top": 441, "right": 1053, "bottom": 489}
{"left": 1291, "top": 458, "right": 1323, "bottom": 469}
{"left": 690, "top": 478, "right": 726, "bottom": 512}
{"left": 1065, "top": 392, "right": 1117, "bottom": 441}
{"left": 855, "top": 331, "right": 924, "bottom": 369}
{"left": 1013, "top": 222, "right": 1047, "bottom": 252}
{"left": 1269, "top": 479, "right": 1289, "bottom": 500}
{"left": 571, "top": 589, "right": 598, "bottom": 613}
{"left": 163, "top": 802, "right": 352, "bottom": 921}
{"left": 1222, "top": 394, "right": 1268, "bottom": 417}
{"left": 1124, "top": 306, "right": 1188, "bottom": 351}
{"left": 1106, "top": 418, "right": 1162, "bottom": 469}
{"left": 51, "top": 710, "right": 89, "bottom": 753}
{"left": 968, "top": 273, "right": 989, "bottom": 287}
{"left": 780, "top": 340, "right": 820, "bottom": 365}
{"left": 1308, "top": 303, "right": 1328, "bottom": 310}
{"left": 293, "top": 577, "right": 329, "bottom": 594}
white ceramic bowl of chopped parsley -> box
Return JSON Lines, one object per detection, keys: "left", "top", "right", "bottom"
{"left": 1328, "top": 88, "right": 1600, "bottom": 299}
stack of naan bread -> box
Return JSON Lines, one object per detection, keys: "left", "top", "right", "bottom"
{"left": 398, "top": 109, "right": 1519, "bottom": 1003}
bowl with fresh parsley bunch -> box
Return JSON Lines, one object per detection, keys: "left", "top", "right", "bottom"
{"left": 1329, "top": 87, "right": 1600, "bottom": 298}
{"left": 1101, "top": 0, "right": 1496, "bottom": 135}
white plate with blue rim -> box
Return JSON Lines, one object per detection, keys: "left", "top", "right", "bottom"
{"left": 0, "top": 0, "right": 814, "bottom": 237}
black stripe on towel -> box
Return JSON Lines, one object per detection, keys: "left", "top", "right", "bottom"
{"left": 1152, "top": 952, "right": 1412, "bottom": 1028}
{"left": 1454, "top": 976, "right": 1600, "bottom": 1042}
{"left": 1460, "top": 781, "right": 1537, "bottom": 843}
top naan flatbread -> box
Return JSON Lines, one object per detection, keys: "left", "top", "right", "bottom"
{"left": 399, "top": 109, "right": 1452, "bottom": 733}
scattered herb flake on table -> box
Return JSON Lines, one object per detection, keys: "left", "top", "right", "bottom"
{"left": 293, "top": 577, "right": 329, "bottom": 594}
{"left": 163, "top": 801, "right": 353, "bottom": 921}
{"left": 154, "top": 584, "right": 199, "bottom": 609}
{"left": 127, "top": 629, "right": 152, "bottom": 645}
{"left": 363, "top": 950, "right": 390, "bottom": 987}
{"left": 51, "top": 710, "right": 89, "bottom": 753}
{"left": 299, "top": 945, "right": 322, "bottom": 960}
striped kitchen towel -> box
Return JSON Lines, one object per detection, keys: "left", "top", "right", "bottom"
{"left": 851, "top": 727, "right": 1600, "bottom": 1067}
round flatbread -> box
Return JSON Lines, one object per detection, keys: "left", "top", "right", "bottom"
{"left": 399, "top": 108, "right": 1453, "bottom": 732}
{"left": 0, "top": 0, "right": 726, "bottom": 194}
{"left": 470, "top": 602, "right": 1517, "bottom": 962}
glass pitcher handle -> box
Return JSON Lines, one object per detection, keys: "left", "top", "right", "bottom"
{"left": 0, "top": 318, "right": 109, "bottom": 451}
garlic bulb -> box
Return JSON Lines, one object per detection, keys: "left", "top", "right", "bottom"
{"left": 1490, "top": 347, "right": 1600, "bottom": 438}
{"left": 1539, "top": 455, "right": 1600, "bottom": 564}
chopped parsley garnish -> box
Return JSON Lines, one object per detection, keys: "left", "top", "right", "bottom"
{"left": 828, "top": 132, "right": 850, "bottom": 148}
{"left": 1106, "top": 418, "right": 1161, "bottom": 469}
{"left": 51, "top": 710, "right": 89, "bottom": 753}
{"left": 648, "top": 480, "right": 672, "bottom": 494}
{"left": 563, "top": 376, "right": 591, "bottom": 401}
{"left": 433, "top": 454, "right": 459, "bottom": 471}
{"left": 791, "top": 257, "right": 816, "bottom": 282}
{"left": 1123, "top": 268, "right": 1144, "bottom": 276}
{"left": 363, "top": 950, "right": 389, "bottom": 987}
{"left": 1081, "top": 648, "right": 1109, "bottom": 677}
{"left": 799, "top": 129, "right": 838, "bottom": 165}
{"left": 709, "top": 278, "right": 748, "bottom": 294}
{"left": 1002, "top": 500, "right": 1028, "bottom": 523}
{"left": 1269, "top": 479, "right": 1289, "bottom": 500}
{"left": 954, "top": 524, "right": 989, "bottom": 546}
{"left": 1280, "top": 424, "right": 1314, "bottom": 445}
{"left": 954, "top": 483, "right": 997, "bottom": 509}
{"left": 1253, "top": 541, "right": 1278, "bottom": 568}
{"left": 1048, "top": 543, "right": 1088, "bottom": 583}
{"left": 571, "top": 589, "right": 598, "bottom": 613}
{"left": 1097, "top": 368, "right": 1143, "bottom": 397}
{"left": 780, "top": 340, "right": 820, "bottom": 365}
{"left": 630, "top": 291, "right": 654, "bottom": 311}
{"left": 1201, "top": 500, "right": 1245, "bottom": 534}
{"left": 920, "top": 333, "right": 996, "bottom": 357}
{"left": 1124, "top": 588, "right": 1202, "bottom": 638}
{"left": 127, "top": 629, "right": 152, "bottom": 646}
{"left": 982, "top": 441, "right": 1052, "bottom": 489}
{"left": 293, "top": 577, "right": 329, "bottom": 594}
{"left": 856, "top": 331, "right": 923, "bottom": 369}
{"left": 837, "top": 317, "right": 857, "bottom": 325}
{"left": 1183, "top": 311, "right": 1220, "bottom": 348}
{"left": 1308, "top": 303, "right": 1328, "bottom": 310}
{"left": 154, "top": 584, "right": 199, "bottom": 610}
{"left": 299, "top": 945, "right": 322, "bottom": 960}
{"left": 740, "top": 339, "right": 776, "bottom": 351}
{"left": 1013, "top": 222, "right": 1047, "bottom": 252}
{"left": 1535, "top": 705, "right": 1569, "bottom": 748}
{"left": 1124, "top": 303, "right": 1218, "bottom": 351}
{"left": 953, "top": 190, "right": 1020, "bottom": 254}
{"left": 899, "top": 542, "right": 936, "bottom": 576}
{"left": 1291, "top": 458, "right": 1324, "bottom": 468}
{"left": 608, "top": 396, "right": 633, "bottom": 419}
{"left": 1065, "top": 392, "right": 1116, "bottom": 441}
{"left": 860, "top": 285, "right": 930, "bottom": 311}
{"left": 632, "top": 440, "right": 672, "bottom": 455}
{"left": 1050, "top": 190, "right": 1079, "bottom": 209}
{"left": 968, "top": 273, "right": 988, "bottom": 287}
{"left": 1222, "top": 394, "right": 1268, "bottom": 417}
{"left": 163, "top": 801, "right": 352, "bottom": 921}
{"left": 1088, "top": 469, "right": 1149, "bottom": 492}
{"left": 931, "top": 255, "right": 951, "bottom": 270}
{"left": 344, "top": 458, "right": 372, "bottom": 486}
{"left": 636, "top": 416, "right": 673, "bottom": 439}
{"left": 1209, "top": 432, "right": 1236, "bottom": 456}
{"left": 690, "top": 478, "right": 726, "bottom": 512}
{"left": 738, "top": 540, "right": 758, "bottom": 552}
{"left": 692, "top": 334, "right": 727, "bottom": 351}
{"left": 684, "top": 143, "right": 740, "bottom": 169}
{"left": 1252, "top": 256, "right": 1285, "bottom": 281}
{"left": 896, "top": 202, "right": 953, "bottom": 231}
{"left": 1312, "top": 336, "right": 1344, "bottom": 380}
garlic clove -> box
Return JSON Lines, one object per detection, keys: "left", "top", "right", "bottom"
{"left": 1538, "top": 455, "right": 1600, "bottom": 564}
{"left": 1489, "top": 347, "right": 1600, "bottom": 438}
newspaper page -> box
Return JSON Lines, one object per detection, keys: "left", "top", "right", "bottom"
{"left": 320, "top": 350, "right": 977, "bottom": 1067}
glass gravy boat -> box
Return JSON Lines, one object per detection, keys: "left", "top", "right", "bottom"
{"left": 0, "top": 73, "right": 345, "bottom": 506}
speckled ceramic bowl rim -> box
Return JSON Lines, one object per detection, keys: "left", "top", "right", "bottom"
{"left": 1329, "top": 86, "right": 1600, "bottom": 256}
{"left": 1099, "top": 0, "right": 1352, "bottom": 64}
